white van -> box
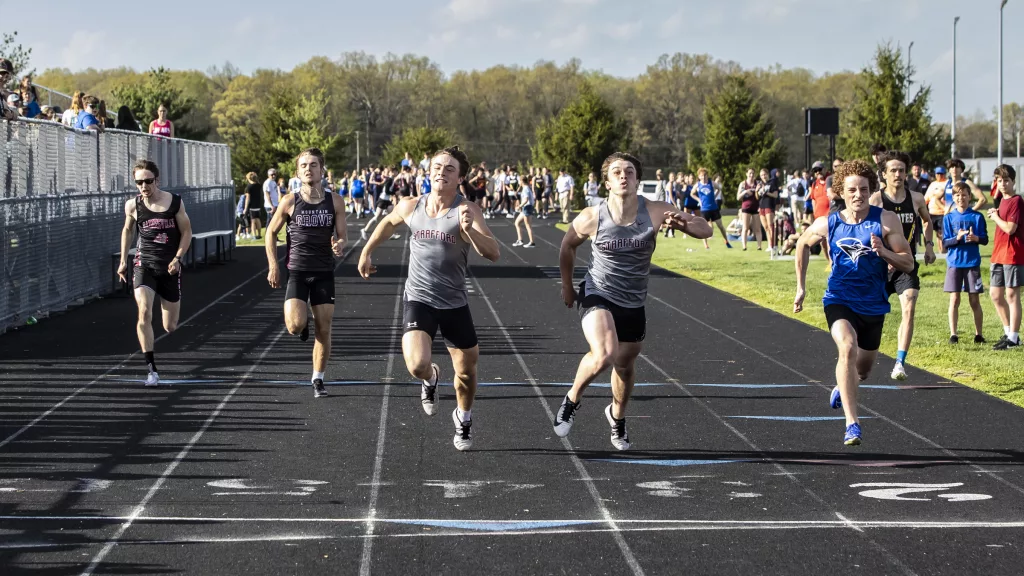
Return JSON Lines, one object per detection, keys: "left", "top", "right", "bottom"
{"left": 637, "top": 180, "right": 660, "bottom": 201}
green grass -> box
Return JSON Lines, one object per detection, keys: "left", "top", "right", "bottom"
{"left": 558, "top": 218, "right": 1024, "bottom": 408}
{"left": 234, "top": 227, "right": 286, "bottom": 247}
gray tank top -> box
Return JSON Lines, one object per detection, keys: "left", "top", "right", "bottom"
{"left": 583, "top": 197, "right": 657, "bottom": 308}
{"left": 405, "top": 194, "right": 471, "bottom": 309}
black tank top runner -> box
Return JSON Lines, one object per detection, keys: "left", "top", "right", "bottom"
{"left": 881, "top": 187, "right": 919, "bottom": 255}
{"left": 134, "top": 194, "right": 182, "bottom": 269}
{"left": 286, "top": 193, "right": 336, "bottom": 272}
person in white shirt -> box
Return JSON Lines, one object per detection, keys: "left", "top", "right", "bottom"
{"left": 585, "top": 172, "right": 601, "bottom": 207}
{"left": 654, "top": 169, "right": 668, "bottom": 203}
{"left": 557, "top": 169, "right": 575, "bottom": 224}
{"left": 263, "top": 169, "right": 281, "bottom": 217}
{"left": 513, "top": 179, "right": 536, "bottom": 248}
{"left": 786, "top": 171, "right": 806, "bottom": 221}
{"left": 288, "top": 173, "right": 302, "bottom": 194}
{"left": 419, "top": 153, "right": 430, "bottom": 172}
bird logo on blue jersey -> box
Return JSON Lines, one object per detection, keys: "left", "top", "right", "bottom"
{"left": 836, "top": 237, "right": 873, "bottom": 264}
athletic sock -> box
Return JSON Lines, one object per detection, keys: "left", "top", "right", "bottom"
{"left": 1005, "top": 326, "right": 1012, "bottom": 337}
{"left": 457, "top": 408, "right": 472, "bottom": 423}
{"left": 144, "top": 351, "right": 157, "bottom": 374}
{"left": 1011, "top": 332, "right": 1020, "bottom": 344}
{"left": 312, "top": 371, "right": 325, "bottom": 383}
{"left": 896, "top": 350, "right": 908, "bottom": 364}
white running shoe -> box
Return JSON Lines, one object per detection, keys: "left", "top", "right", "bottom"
{"left": 421, "top": 363, "right": 440, "bottom": 416}
{"left": 891, "top": 362, "right": 907, "bottom": 381}
{"left": 524, "top": 242, "right": 535, "bottom": 248}
{"left": 452, "top": 408, "right": 473, "bottom": 451}
{"left": 553, "top": 395, "right": 581, "bottom": 437}
{"left": 604, "top": 404, "right": 631, "bottom": 451}
{"left": 512, "top": 240, "right": 524, "bottom": 247}
{"left": 144, "top": 372, "right": 160, "bottom": 387}
{"left": 360, "top": 229, "right": 368, "bottom": 241}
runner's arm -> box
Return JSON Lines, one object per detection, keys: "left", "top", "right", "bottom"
{"left": 173, "top": 203, "right": 193, "bottom": 260}
{"left": 332, "top": 194, "right": 348, "bottom": 254}
{"left": 265, "top": 193, "right": 295, "bottom": 268}
{"left": 967, "top": 179, "right": 988, "bottom": 212}
{"left": 794, "top": 216, "right": 828, "bottom": 296}
{"left": 879, "top": 211, "right": 915, "bottom": 273}
{"left": 119, "top": 200, "right": 136, "bottom": 270}
{"left": 913, "top": 191, "right": 935, "bottom": 253}
{"left": 461, "top": 201, "right": 500, "bottom": 262}
{"left": 560, "top": 208, "right": 597, "bottom": 288}
{"left": 651, "top": 200, "right": 712, "bottom": 238}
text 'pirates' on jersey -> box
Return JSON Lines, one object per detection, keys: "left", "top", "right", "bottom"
{"left": 405, "top": 194, "right": 471, "bottom": 309}
{"left": 583, "top": 197, "right": 657, "bottom": 308}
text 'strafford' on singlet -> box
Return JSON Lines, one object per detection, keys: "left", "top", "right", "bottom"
{"left": 823, "top": 206, "right": 891, "bottom": 316}
{"left": 134, "top": 194, "right": 182, "bottom": 269}
{"left": 405, "top": 194, "right": 471, "bottom": 309}
{"left": 286, "top": 193, "right": 336, "bottom": 272}
{"left": 583, "top": 197, "right": 657, "bottom": 308}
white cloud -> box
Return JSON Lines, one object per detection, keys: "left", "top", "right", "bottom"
{"left": 605, "top": 21, "right": 643, "bottom": 42}
{"left": 659, "top": 9, "right": 685, "bottom": 39}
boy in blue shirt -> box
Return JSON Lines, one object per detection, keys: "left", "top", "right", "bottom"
{"left": 943, "top": 182, "right": 989, "bottom": 343}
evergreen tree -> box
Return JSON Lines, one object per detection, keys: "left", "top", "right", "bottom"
{"left": 532, "top": 82, "right": 627, "bottom": 208}
{"left": 271, "top": 89, "right": 345, "bottom": 175}
{"left": 693, "top": 75, "right": 785, "bottom": 206}
{"left": 839, "top": 43, "right": 950, "bottom": 168}
{"left": 381, "top": 126, "right": 458, "bottom": 168}
{"left": 112, "top": 67, "right": 201, "bottom": 138}
{"left": 0, "top": 31, "right": 33, "bottom": 88}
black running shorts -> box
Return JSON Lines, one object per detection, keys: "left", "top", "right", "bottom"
{"left": 824, "top": 304, "right": 885, "bottom": 352}
{"left": 285, "top": 270, "right": 336, "bottom": 306}
{"left": 886, "top": 261, "right": 921, "bottom": 296}
{"left": 375, "top": 199, "right": 393, "bottom": 211}
{"left": 700, "top": 209, "right": 722, "bottom": 223}
{"left": 403, "top": 300, "right": 478, "bottom": 350}
{"left": 576, "top": 281, "right": 646, "bottom": 343}
{"left": 134, "top": 266, "right": 181, "bottom": 303}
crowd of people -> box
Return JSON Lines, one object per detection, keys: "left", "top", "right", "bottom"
{"left": 0, "top": 59, "right": 176, "bottom": 136}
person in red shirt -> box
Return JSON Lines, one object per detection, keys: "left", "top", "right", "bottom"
{"left": 809, "top": 165, "right": 830, "bottom": 220}
{"left": 988, "top": 164, "right": 1024, "bottom": 350}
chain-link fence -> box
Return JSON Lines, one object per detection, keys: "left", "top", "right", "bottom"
{"left": 1, "top": 119, "right": 233, "bottom": 333}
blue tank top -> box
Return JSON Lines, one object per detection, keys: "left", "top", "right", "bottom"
{"left": 822, "top": 206, "right": 890, "bottom": 316}
{"left": 944, "top": 178, "right": 964, "bottom": 207}
{"left": 695, "top": 181, "right": 717, "bottom": 211}
{"left": 351, "top": 179, "right": 365, "bottom": 195}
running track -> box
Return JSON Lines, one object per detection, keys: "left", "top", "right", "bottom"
{"left": 2, "top": 216, "right": 1023, "bottom": 575}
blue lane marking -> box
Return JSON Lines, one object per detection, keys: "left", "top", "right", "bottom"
{"left": 386, "top": 519, "right": 598, "bottom": 531}
{"left": 687, "top": 383, "right": 809, "bottom": 389}
{"left": 588, "top": 459, "right": 747, "bottom": 467}
{"left": 726, "top": 416, "right": 874, "bottom": 421}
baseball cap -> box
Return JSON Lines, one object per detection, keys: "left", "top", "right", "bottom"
{"left": 7, "top": 93, "right": 21, "bottom": 104}
{"left": 0, "top": 59, "right": 13, "bottom": 74}
{"left": 934, "top": 166, "right": 946, "bottom": 175}
{"left": 811, "top": 161, "right": 824, "bottom": 170}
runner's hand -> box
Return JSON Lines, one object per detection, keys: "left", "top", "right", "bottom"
{"left": 168, "top": 257, "right": 181, "bottom": 275}
{"left": 870, "top": 234, "right": 885, "bottom": 254}
{"left": 332, "top": 238, "right": 346, "bottom": 257}
{"left": 458, "top": 203, "right": 474, "bottom": 234}
{"left": 793, "top": 288, "right": 805, "bottom": 313}
{"left": 267, "top": 265, "right": 281, "bottom": 289}
{"left": 358, "top": 253, "right": 376, "bottom": 279}
{"left": 663, "top": 211, "right": 687, "bottom": 231}
{"left": 117, "top": 261, "right": 129, "bottom": 283}
{"left": 562, "top": 282, "right": 576, "bottom": 308}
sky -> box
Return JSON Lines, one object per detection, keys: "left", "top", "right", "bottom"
{"left": 9, "top": 0, "right": 1023, "bottom": 124}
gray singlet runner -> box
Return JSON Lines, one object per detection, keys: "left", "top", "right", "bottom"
{"left": 583, "top": 197, "right": 657, "bottom": 308}
{"left": 405, "top": 194, "right": 471, "bottom": 309}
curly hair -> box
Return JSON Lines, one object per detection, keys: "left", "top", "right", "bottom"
{"left": 830, "top": 159, "right": 877, "bottom": 195}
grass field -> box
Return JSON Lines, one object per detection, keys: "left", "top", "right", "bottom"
{"left": 559, "top": 217, "right": 1024, "bottom": 408}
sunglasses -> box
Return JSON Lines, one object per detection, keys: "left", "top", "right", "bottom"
{"left": 135, "top": 178, "right": 155, "bottom": 185}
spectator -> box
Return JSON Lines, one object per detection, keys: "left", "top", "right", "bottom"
{"left": 6, "top": 93, "right": 22, "bottom": 118}
{"left": 20, "top": 84, "right": 41, "bottom": 119}
{"left": 870, "top": 143, "right": 888, "bottom": 187}
{"left": 74, "top": 95, "right": 102, "bottom": 132}
{"left": 116, "top": 105, "right": 141, "bottom": 132}
{"left": 263, "top": 168, "right": 280, "bottom": 218}
{"left": 988, "top": 164, "right": 1024, "bottom": 350}
{"left": 0, "top": 59, "right": 17, "bottom": 121}
{"left": 925, "top": 166, "right": 949, "bottom": 253}
{"left": 148, "top": 103, "right": 173, "bottom": 137}
{"left": 97, "top": 100, "right": 114, "bottom": 129}
{"left": 943, "top": 182, "right": 988, "bottom": 344}
{"left": 585, "top": 172, "right": 601, "bottom": 208}
{"left": 244, "top": 172, "right": 264, "bottom": 240}
{"left": 288, "top": 171, "right": 302, "bottom": 194}
{"left": 62, "top": 91, "right": 83, "bottom": 127}
{"left": 401, "top": 152, "right": 413, "bottom": 168}
{"left": 419, "top": 152, "right": 430, "bottom": 172}
{"left": 909, "top": 163, "right": 929, "bottom": 193}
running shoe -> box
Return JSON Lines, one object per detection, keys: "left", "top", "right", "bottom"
{"left": 725, "top": 243, "right": 733, "bottom": 249}
{"left": 144, "top": 372, "right": 160, "bottom": 387}
{"left": 605, "top": 404, "right": 631, "bottom": 451}
{"left": 993, "top": 336, "right": 1020, "bottom": 351}
{"left": 512, "top": 240, "right": 524, "bottom": 247}
{"left": 829, "top": 386, "right": 842, "bottom": 410}
{"left": 421, "top": 363, "right": 440, "bottom": 416}
{"left": 993, "top": 334, "right": 1009, "bottom": 348}
{"left": 974, "top": 335, "right": 986, "bottom": 344}
{"left": 843, "top": 422, "right": 862, "bottom": 446}
{"left": 949, "top": 334, "right": 959, "bottom": 344}
{"left": 553, "top": 395, "right": 580, "bottom": 437}
{"left": 452, "top": 408, "right": 473, "bottom": 451}
{"left": 312, "top": 378, "right": 328, "bottom": 398}
{"left": 360, "top": 229, "right": 368, "bottom": 241}
{"left": 890, "top": 361, "right": 907, "bottom": 381}
{"left": 524, "top": 242, "right": 535, "bottom": 248}
{"left": 300, "top": 323, "right": 309, "bottom": 342}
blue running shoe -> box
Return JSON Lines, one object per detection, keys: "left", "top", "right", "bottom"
{"left": 844, "top": 423, "right": 862, "bottom": 446}
{"left": 829, "top": 386, "right": 842, "bottom": 410}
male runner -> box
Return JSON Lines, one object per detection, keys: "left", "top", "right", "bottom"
{"left": 117, "top": 159, "right": 193, "bottom": 386}
{"left": 358, "top": 146, "right": 499, "bottom": 451}
{"left": 691, "top": 167, "right": 733, "bottom": 250}
{"left": 554, "top": 152, "right": 712, "bottom": 450}
{"left": 265, "top": 148, "right": 348, "bottom": 398}
{"left": 943, "top": 158, "right": 988, "bottom": 214}
{"left": 362, "top": 166, "right": 399, "bottom": 241}
{"left": 868, "top": 150, "right": 936, "bottom": 380}
{"left": 794, "top": 160, "right": 914, "bottom": 446}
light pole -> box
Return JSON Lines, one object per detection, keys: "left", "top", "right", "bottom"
{"left": 999, "top": 0, "right": 1008, "bottom": 164}
{"left": 952, "top": 16, "right": 960, "bottom": 157}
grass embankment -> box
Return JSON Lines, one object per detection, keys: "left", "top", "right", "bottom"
{"left": 558, "top": 218, "right": 1024, "bottom": 408}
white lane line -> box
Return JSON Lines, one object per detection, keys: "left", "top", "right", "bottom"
{"left": 532, "top": 224, "right": 1024, "bottom": 498}
{"left": 0, "top": 235, "right": 363, "bottom": 451}
{"left": 359, "top": 238, "right": 409, "bottom": 576}
{"left": 469, "top": 273, "right": 646, "bottom": 576}
{"left": 79, "top": 327, "right": 288, "bottom": 576}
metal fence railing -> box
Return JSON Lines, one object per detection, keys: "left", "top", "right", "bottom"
{"left": 1, "top": 118, "right": 233, "bottom": 333}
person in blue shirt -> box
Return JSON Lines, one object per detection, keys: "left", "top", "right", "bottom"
{"left": 74, "top": 95, "right": 102, "bottom": 132}
{"left": 943, "top": 181, "right": 989, "bottom": 344}
{"left": 688, "top": 167, "right": 732, "bottom": 250}
{"left": 793, "top": 160, "right": 914, "bottom": 446}
{"left": 350, "top": 169, "right": 366, "bottom": 218}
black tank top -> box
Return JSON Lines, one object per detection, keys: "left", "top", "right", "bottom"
{"left": 134, "top": 194, "right": 182, "bottom": 269}
{"left": 286, "top": 193, "right": 336, "bottom": 272}
{"left": 881, "top": 187, "right": 919, "bottom": 255}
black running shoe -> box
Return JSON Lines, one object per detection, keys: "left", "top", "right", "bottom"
{"left": 974, "top": 334, "right": 986, "bottom": 344}
{"left": 949, "top": 334, "right": 959, "bottom": 344}
{"left": 312, "top": 378, "right": 328, "bottom": 398}
{"left": 300, "top": 323, "right": 310, "bottom": 342}
{"left": 993, "top": 337, "right": 1020, "bottom": 351}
